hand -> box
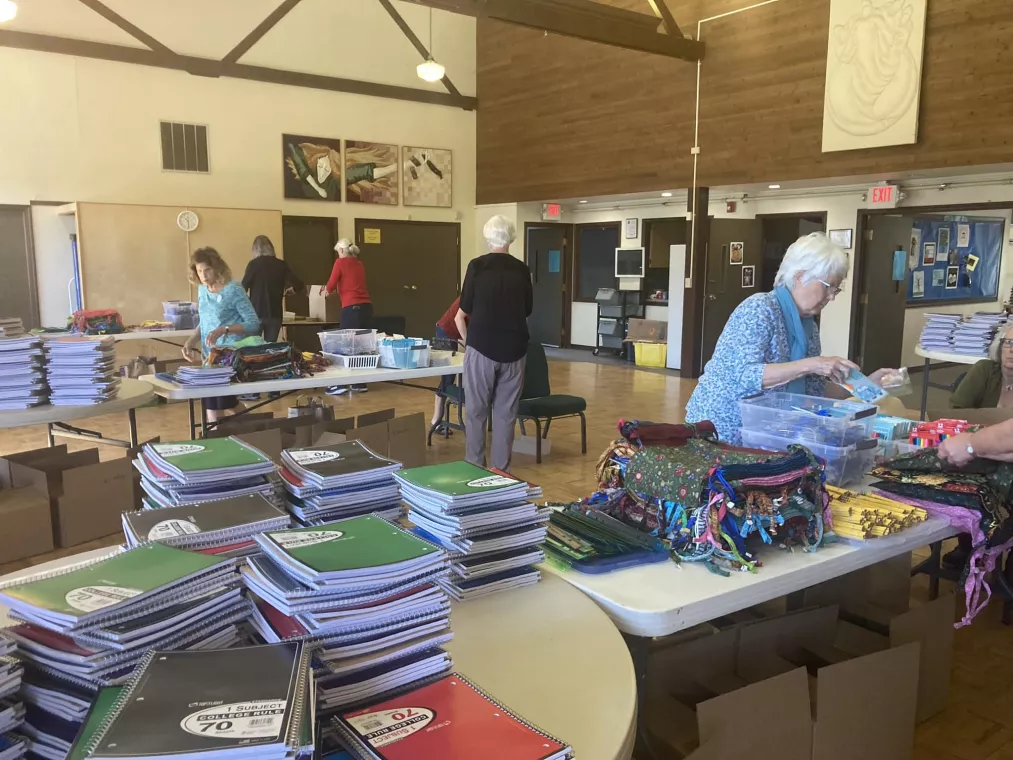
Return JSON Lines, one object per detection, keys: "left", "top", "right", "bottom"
{"left": 205, "top": 326, "right": 228, "bottom": 347}
{"left": 868, "top": 368, "right": 901, "bottom": 387}
{"left": 318, "top": 285, "right": 328, "bottom": 297}
{"left": 938, "top": 432, "right": 976, "bottom": 467}
{"left": 805, "top": 355, "right": 859, "bottom": 384}
{"left": 284, "top": 287, "right": 296, "bottom": 297}
{"left": 181, "top": 342, "right": 200, "bottom": 363}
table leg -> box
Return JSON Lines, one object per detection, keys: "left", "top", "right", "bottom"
{"left": 910, "top": 540, "right": 943, "bottom": 600}
{"left": 188, "top": 400, "right": 197, "bottom": 440}
{"left": 200, "top": 399, "right": 209, "bottom": 439}
{"left": 919, "top": 356, "right": 931, "bottom": 420}
{"left": 128, "top": 408, "right": 139, "bottom": 448}
{"left": 46, "top": 423, "right": 55, "bottom": 448}
{"left": 623, "top": 633, "right": 661, "bottom": 760}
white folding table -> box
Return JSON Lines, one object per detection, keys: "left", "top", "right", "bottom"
{"left": 914, "top": 346, "right": 982, "bottom": 419}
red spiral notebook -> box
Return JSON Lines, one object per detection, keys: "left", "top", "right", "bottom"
{"left": 334, "top": 673, "right": 572, "bottom": 760}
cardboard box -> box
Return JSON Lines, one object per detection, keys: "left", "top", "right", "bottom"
{"left": 309, "top": 286, "right": 342, "bottom": 323}
{"left": 209, "top": 414, "right": 353, "bottom": 451}
{"left": 3, "top": 446, "right": 134, "bottom": 548}
{"left": 343, "top": 411, "right": 427, "bottom": 469}
{"left": 0, "top": 484, "right": 54, "bottom": 564}
{"left": 625, "top": 318, "right": 668, "bottom": 343}
{"left": 650, "top": 607, "right": 921, "bottom": 760}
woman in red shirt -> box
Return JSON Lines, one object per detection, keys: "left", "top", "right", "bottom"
{"left": 320, "top": 238, "right": 372, "bottom": 394}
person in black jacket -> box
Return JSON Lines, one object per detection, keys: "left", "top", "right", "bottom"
{"left": 455, "top": 215, "right": 533, "bottom": 471}
{"left": 241, "top": 235, "right": 304, "bottom": 342}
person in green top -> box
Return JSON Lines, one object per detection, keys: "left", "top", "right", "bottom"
{"left": 950, "top": 325, "right": 1013, "bottom": 409}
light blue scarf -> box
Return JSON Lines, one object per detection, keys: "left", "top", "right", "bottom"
{"left": 773, "top": 285, "right": 815, "bottom": 395}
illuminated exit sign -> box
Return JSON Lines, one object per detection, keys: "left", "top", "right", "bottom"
{"left": 542, "top": 203, "right": 562, "bottom": 221}
{"left": 868, "top": 184, "right": 900, "bottom": 208}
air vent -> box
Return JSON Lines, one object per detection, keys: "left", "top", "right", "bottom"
{"left": 159, "top": 121, "right": 209, "bottom": 173}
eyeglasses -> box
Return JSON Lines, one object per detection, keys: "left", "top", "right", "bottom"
{"left": 816, "top": 279, "right": 844, "bottom": 298}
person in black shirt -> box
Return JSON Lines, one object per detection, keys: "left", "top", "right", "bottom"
{"left": 241, "top": 235, "right": 305, "bottom": 342}
{"left": 455, "top": 215, "right": 533, "bottom": 470}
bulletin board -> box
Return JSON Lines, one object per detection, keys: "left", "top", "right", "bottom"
{"left": 906, "top": 216, "right": 1004, "bottom": 304}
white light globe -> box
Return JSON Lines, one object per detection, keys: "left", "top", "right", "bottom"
{"left": 0, "top": 0, "right": 17, "bottom": 22}
{"left": 416, "top": 58, "right": 446, "bottom": 83}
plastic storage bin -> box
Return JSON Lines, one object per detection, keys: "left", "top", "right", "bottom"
{"left": 739, "top": 391, "right": 876, "bottom": 448}
{"left": 874, "top": 439, "right": 922, "bottom": 465}
{"left": 319, "top": 329, "right": 378, "bottom": 356}
{"left": 165, "top": 312, "right": 199, "bottom": 329}
{"left": 633, "top": 342, "right": 667, "bottom": 368}
{"left": 323, "top": 352, "right": 380, "bottom": 370}
{"left": 163, "top": 301, "right": 197, "bottom": 316}
{"left": 379, "top": 338, "right": 430, "bottom": 369}
{"left": 739, "top": 429, "right": 878, "bottom": 487}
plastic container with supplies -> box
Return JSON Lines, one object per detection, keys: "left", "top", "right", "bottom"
{"left": 319, "top": 329, "right": 378, "bottom": 356}
{"left": 379, "top": 338, "right": 430, "bottom": 369}
{"left": 739, "top": 391, "right": 877, "bottom": 448}
{"left": 164, "top": 312, "right": 199, "bottom": 329}
{"left": 322, "top": 352, "right": 380, "bottom": 370}
{"left": 874, "top": 439, "right": 922, "bottom": 465}
{"left": 739, "top": 429, "right": 879, "bottom": 487}
{"left": 633, "top": 342, "right": 667, "bottom": 368}
{"left": 163, "top": 301, "right": 197, "bottom": 316}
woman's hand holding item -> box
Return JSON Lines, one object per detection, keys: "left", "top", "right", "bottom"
{"left": 804, "top": 355, "right": 859, "bottom": 384}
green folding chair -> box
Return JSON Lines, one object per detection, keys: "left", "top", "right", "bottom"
{"left": 516, "top": 341, "right": 587, "bottom": 464}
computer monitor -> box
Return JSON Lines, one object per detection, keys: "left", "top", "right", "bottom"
{"left": 615, "top": 247, "right": 645, "bottom": 278}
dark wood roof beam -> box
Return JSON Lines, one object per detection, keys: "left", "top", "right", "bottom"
{"left": 376, "top": 0, "right": 463, "bottom": 97}
{"left": 75, "top": 0, "right": 175, "bottom": 55}
{"left": 222, "top": 0, "right": 304, "bottom": 65}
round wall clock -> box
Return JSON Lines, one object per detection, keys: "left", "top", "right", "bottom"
{"left": 177, "top": 210, "right": 199, "bottom": 232}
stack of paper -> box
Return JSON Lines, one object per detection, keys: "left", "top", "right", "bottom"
{"left": 918, "top": 313, "right": 961, "bottom": 352}
{"left": 161, "top": 365, "right": 235, "bottom": 387}
{"left": 244, "top": 516, "right": 453, "bottom": 713}
{"left": 0, "top": 336, "right": 47, "bottom": 411}
{"left": 951, "top": 312, "right": 1008, "bottom": 357}
{"left": 43, "top": 337, "right": 119, "bottom": 406}
{"left": 133, "top": 438, "right": 277, "bottom": 508}
{"left": 0, "top": 319, "right": 25, "bottom": 338}
{"left": 71, "top": 644, "right": 315, "bottom": 760}
{"left": 280, "top": 441, "right": 402, "bottom": 525}
{"left": 122, "top": 493, "right": 291, "bottom": 556}
{"left": 397, "top": 462, "right": 547, "bottom": 601}
{"left": 0, "top": 636, "right": 27, "bottom": 760}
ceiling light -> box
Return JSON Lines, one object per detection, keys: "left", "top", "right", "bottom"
{"left": 417, "top": 58, "right": 445, "bottom": 82}
{"left": 768, "top": 184, "right": 781, "bottom": 189}
{"left": 0, "top": 0, "right": 16, "bottom": 22}
{"left": 579, "top": 200, "right": 588, "bottom": 204}
{"left": 661, "top": 192, "right": 673, "bottom": 197}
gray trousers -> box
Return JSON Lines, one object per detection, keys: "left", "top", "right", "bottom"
{"left": 463, "top": 348, "right": 526, "bottom": 471}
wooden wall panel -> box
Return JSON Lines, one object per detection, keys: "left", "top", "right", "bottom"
{"left": 477, "top": 0, "right": 1013, "bottom": 204}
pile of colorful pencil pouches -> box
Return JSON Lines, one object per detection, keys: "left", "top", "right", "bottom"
{"left": 826, "top": 486, "right": 928, "bottom": 541}
{"left": 672, "top": 445, "right": 830, "bottom": 576}
{"left": 908, "top": 419, "right": 978, "bottom": 448}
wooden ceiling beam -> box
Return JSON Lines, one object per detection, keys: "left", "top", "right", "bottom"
{"left": 222, "top": 0, "right": 304, "bottom": 65}
{"left": 645, "top": 0, "right": 684, "bottom": 39}
{"left": 74, "top": 0, "right": 176, "bottom": 55}
{"left": 403, "top": 0, "right": 704, "bottom": 61}
{"left": 376, "top": 0, "right": 462, "bottom": 98}
{"left": 0, "top": 30, "right": 476, "bottom": 110}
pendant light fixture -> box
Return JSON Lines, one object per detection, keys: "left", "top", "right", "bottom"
{"left": 0, "top": 0, "right": 17, "bottom": 23}
{"left": 416, "top": 7, "right": 446, "bottom": 83}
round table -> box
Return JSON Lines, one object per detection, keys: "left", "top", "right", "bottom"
{"left": 0, "top": 378, "right": 155, "bottom": 447}
{"left": 913, "top": 346, "right": 982, "bottom": 419}
{"left": 0, "top": 553, "right": 637, "bottom": 760}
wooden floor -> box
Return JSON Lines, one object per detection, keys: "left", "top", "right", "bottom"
{"left": 0, "top": 357, "right": 1009, "bottom": 758}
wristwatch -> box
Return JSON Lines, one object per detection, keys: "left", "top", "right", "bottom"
{"left": 966, "top": 443, "right": 975, "bottom": 458}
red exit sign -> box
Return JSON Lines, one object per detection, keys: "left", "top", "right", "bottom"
{"left": 542, "top": 203, "right": 562, "bottom": 221}
{"left": 868, "top": 184, "right": 900, "bottom": 208}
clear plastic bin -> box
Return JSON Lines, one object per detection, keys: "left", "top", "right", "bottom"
{"left": 379, "top": 338, "right": 430, "bottom": 369}
{"left": 874, "top": 439, "right": 923, "bottom": 465}
{"left": 163, "top": 301, "right": 197, "bottom": 315}
{"left": 319, "top": 329, "right": 378, "bottom": 356}
{"left": 164, "top": 312, "right": 199, "bottom": 329}
{"left": 739, "top": 428, "right": 879, "bottom": 487}
{"left": 739, "top": 391, "right": 876, "bottom": 448}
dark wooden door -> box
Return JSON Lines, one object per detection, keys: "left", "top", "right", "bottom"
{"left": 855, "top": 215, "right": 912, "bottom": 373}
{"left": 355, "top": 219, "right": 460, "bottom": 337}
{"left": 282, "top": 215, "right": 338, "bottom": 317}
{"left": 0, "top": 206, "right": 38, "bottom": 329}
{"left": 526, "top": 224, "right": 569, "bottom": 347}
{"left": 702, "top": 218, "right": 764, "bottom": 364}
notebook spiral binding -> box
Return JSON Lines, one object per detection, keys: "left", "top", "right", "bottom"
{"left": 0, "top": 547, "right": 125, "bottom": 592}
{"left": 123, "top": 516, "right": 290, "bottom": 550}
{"left": 253, "top": 604, "right": 451, "bottom": 647}
{"left": 285, "top": 645, "right": 312, "bottom": 752}
{"left": 82, "top": 649, "right": 156, "bottom": 757}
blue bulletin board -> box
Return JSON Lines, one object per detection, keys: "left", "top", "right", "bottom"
{"left": 906, "top": 216, "right": 1004, "bottom": 304}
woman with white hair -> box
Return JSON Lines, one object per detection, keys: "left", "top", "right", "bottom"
{"left": 685, "top": 232, "right": 896, "bottom": 444}
{"left": 455, "top": 215, "right": 533, "bottom": 470}
{"left": 321, "top": 238, "right": 372, "bottom": 394}
{"left": 950, "top": 323, "right": 1013, "bottom": 409}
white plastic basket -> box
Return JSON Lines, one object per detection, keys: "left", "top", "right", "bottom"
{"left": 323, "top": 352, "right": 380, "bottom": 370}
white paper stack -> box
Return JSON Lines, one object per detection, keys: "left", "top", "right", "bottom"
{"left": 950, "top": 312, "right": 1008, "bottom": 357}
{"left": 43, "top": 337, "right": 119, "bottom": 405}
{"left": 172, "top": 365, "right": 235, "bottom": 387}
{"left": 0, "top": 319, "right": 25, "bottom": 338}
{"left": 918, "top": 313, "right": 961, "bottom": 353}
{"left": 0, "top": 336, "right": 47, "bottom": 411}
{"left": 0, "top": 636, "right": 27, "bottom": 760}
{"left": 396, "top": 462, "right": 547, "bottom": 602}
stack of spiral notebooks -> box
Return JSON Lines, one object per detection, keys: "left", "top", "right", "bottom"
{"left": 0, "top": 638, "right": 26, "bottom": 760}
{"left": 43, "top": 337, "right": 119, "bottom": 406}
{"left": 0, "top": 335, "right": 46, "bottom": 412}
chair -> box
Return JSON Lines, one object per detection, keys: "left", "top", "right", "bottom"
{"left": 516, "top": 341, "right": 587, "bottom": 464}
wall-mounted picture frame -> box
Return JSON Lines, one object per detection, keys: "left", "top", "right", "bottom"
{"left": 829, "top": 228, "right": 853, "bottom": 248}
{"left": 729, "top": 241, "right": 744, "bottom": 265}
{"left": 624, "top": 218, "right": 639, "bottom": 239}
{"left": 402, "top": 147, "right": 452, "bottom": 208}
{"left": 742, "top": 265, "right": 755, "bottom": 288}
{"left": 282, "top": 134, "right": 341, "bottom": 201}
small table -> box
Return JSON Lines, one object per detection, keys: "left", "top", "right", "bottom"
{"left": 914, "top": 346, "right": 982, "bottom": 419}
{"left": 111, "top": 330, "right": 194, "bottom": 348}
{"left": 0, "top": 378, "right": 155, "bottom": 448}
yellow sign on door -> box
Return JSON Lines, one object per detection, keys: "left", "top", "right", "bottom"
{"left": 363, "top": 228, "right": 381, "bottom": 244}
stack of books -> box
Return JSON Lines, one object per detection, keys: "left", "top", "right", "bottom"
{"left": 158, "top": 365, "right": 235, "bottom": 387}
{"left": 0, "top": 319, "right": 24, "bottom": 338}
{"left": 243, "top": 516, "right": 454, "bottom": 714}
{"left": 68, "top": 644, "right": 315, "bottom": 760}
{"left": 330, "top": 673, "right": 572, "bottom": 760}
{"left": 134, "top": 438, "right": 277, "bottom": 508}
{"left": 122, "top": 493, "right": 291, "bottom": 556}
{"left": 280, "top": 441, "right": 402, "bottom": 525}
{"left": 396, "top": 462, "right": 549, "bottom": 601}
{"left": 43, "top": 337, "right": 119, "bottom": 406}
{"left": 918, "top": 313, "right": 961, "bottom": 352}
{"left": 0, "top": 336, "right": 46, "bottom": 411}
{"left": 0, "top": 545, "right": 249, "bottom": 757}
{"left": 0, "top": 637, "right": 26, "bottom": 760}
{"left": 951, "top": 312, "right": 1008, "bottom": 357}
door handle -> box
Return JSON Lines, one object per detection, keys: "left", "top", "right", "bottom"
{"left": 411, "top": 285, "right": 418, "bottom": 290}
{"left": 403, "top": 285, "right": 410, "bottom": 290}
{"left": 708, "top": 294, "right": 717, "bottom": 301}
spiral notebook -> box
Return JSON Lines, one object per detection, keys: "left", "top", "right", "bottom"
{"left": 333, "top": 672, "right": 572, "bottom": 760}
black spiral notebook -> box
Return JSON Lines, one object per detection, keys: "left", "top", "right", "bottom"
{"left": 86, "top": 643, "right": 312, "bottom": 760}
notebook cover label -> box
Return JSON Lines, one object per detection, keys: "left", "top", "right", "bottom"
{"left": 466, "top": 476, "right": 517, "bottom": 489}
{"left": 347, "top": 707, "right": 434, "bottom": 748}
{"left": 289, "top": 450, "right": 341, "bottom": 465}
{"left": 65, "top": 586, "right": 142, "bottom": 612}
{"left": 148, "top": 520, "right": 200, "bottom": 540}
{"left": 153, "top": 444, "right": 205, "bottom": 457}
{"left": 272, "top": 530, "right": 344, "bottom": 549}
{"left": 181, "top": 699, "right": 286, "bottom": 739}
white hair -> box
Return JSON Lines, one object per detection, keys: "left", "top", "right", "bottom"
{"left": 988, "top": 323, "right": 1013, "bottom": 362}
{"left": 334, "top": 238, "right": 352, "bottom": 253}
{"left": 483, "top": 215, "right": 516, "bottom": 250}
{"left": 773, "top": 232, "right": 850, "bottom": 289}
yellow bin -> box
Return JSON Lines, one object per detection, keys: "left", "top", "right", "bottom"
{"left": 633, "top": 342, "right": 667, "bottom": 368}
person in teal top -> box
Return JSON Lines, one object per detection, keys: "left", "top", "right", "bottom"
{"left": 182, "top": 246, "right": 261, "bottom": 420}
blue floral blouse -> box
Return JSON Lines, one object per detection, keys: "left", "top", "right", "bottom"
{"left": 197, "top": 281, "right": 261, "bottom": 357}
{"left": 685, "top": 291, "right": 824, "bottom": 444}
